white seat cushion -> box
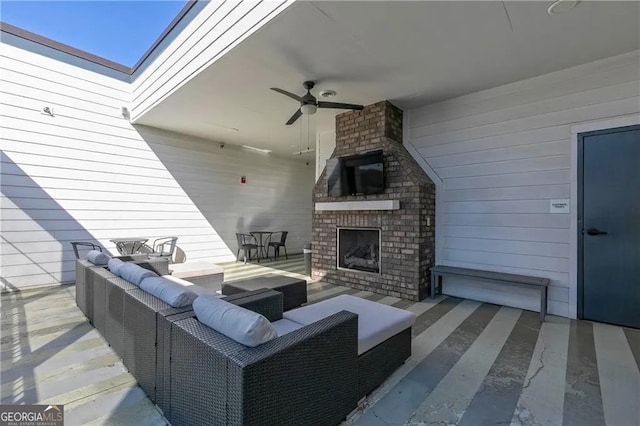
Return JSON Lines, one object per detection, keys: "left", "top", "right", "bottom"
{"left": 283, "top": 294, "right": 415, "bottom": 355}
{"left": 193, "top": 295, "right": 277, "bottom": 347}
{"left": 271, "top": 318, "right": 304, "bottom": 336}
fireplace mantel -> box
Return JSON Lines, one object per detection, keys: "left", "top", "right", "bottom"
{"left": 314, "top": 200, "right": 400, "bottom": 211}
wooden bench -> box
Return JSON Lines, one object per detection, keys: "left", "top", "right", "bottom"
{"left": 430, "top": 265, "right": 550, "bottom": 322}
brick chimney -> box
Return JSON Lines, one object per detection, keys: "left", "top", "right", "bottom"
{"left": 312, "top": 101, "right": 436, "bottom": 301}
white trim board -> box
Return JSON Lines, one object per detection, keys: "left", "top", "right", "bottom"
{"left": 315, "top": 200, "right": 400, "bottom": 211}
{"left": 404, "top": 110, "right": 445, "bottom": 264}
{"left": 568, "top": 113, "right": 640, "bottom": 319}
{"left": 403, "top": 111, "right": 443, "bottom": 186}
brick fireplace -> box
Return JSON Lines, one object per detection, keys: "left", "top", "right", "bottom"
{"left": 312, "top": 101, "right": 436, "bottom": 301}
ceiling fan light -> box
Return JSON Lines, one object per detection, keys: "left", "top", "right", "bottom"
{"left": 301, "top": 104, "right": 317, "bottom": 115}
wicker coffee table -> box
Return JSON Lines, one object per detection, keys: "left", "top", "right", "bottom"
{"left": 221, "top": 274, "right": 307, "bottom": 311}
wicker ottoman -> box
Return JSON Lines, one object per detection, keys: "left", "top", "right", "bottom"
{"left": 222, "top": 274, "right": 307, "bottom": 311}
{"left": 168, "top": 262, "right": 224, "bottom": 290}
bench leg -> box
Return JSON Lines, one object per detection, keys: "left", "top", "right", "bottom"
{"left": 431, "top": 272, "right": 436, "bottom": 299}
{"left": 540, "top": 286, "right": 547, "bottom": 323}
{"left": 431, "top": 272, "right": 442, "bottom": 299}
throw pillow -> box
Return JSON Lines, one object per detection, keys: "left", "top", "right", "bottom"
{"left": 193, "top": 294, "right": 277, "bottom": 347}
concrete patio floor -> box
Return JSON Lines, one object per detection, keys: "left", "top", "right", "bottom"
{"left": 2, "top": 254, "right": 639, "bottom": 425}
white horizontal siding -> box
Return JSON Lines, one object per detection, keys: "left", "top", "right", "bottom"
{"left": 444, "top": 185, "right": 570, "bottom": 202}
{"left": 444, "top": 237, "right": 568, "bottom": 258}
{"left": 407, "top": 50, "right": 640, "bottom": 317}
{"left": 410, "top": 56, "right": 640, "bottom": 129}
{"left": 444, "top": 226, "right": 570, "bottom": 244}
{"left": 412, "top": 96, "right": 639, "bottom": 146}
{"left": 444, "top": 169, "right": 571, "bottom": 190}
{"left": 411, "top": 79, "right": 638, "bottom": 140}
{"left": 136, "top": 125, "right": 314, "bottom": 256}
{"left": 0, "top": 44, "right": 130, "bottom": 95}
{"left": 1, "top": 37, "right": 313, "bottom": 289}
{"left": 131, "top": 0, "right": 295, "bottom": 121}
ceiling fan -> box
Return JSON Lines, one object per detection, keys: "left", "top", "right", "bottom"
{"left": 270, "top": 81, "right": 364, "bottom": 125}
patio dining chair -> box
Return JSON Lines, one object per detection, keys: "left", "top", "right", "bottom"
{"left": 148, "top": 237, "right": 178, "bottom": 263}
{"left": 172, "top": 246, "right": 187, "bottom": 264}
{"left": 236, "top": 233, "right": 259, "bottom": 263}
{"left": 267, "top": 231, "right": 288, "bottom": 260}
{"left": 70, "top": 242, "right": 102, "bottom": 259}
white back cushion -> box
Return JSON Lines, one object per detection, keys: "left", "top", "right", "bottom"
{"left": 108, "top": 258, "right": 125, "bottom": 275}
{"left": 140, "top": 276, "right": 198, "bottom": 308}
{"left": 193, "top": 295, "right": 278, "bottom": 347}
{"left": 118, "top": 263, "right": 158, "bottom": 286}
{"left": 87, "top": 250, "right": 110, "bottom": 265}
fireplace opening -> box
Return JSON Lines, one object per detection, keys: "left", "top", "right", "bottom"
{"left": 337, "top": 228, "right": 381, "bottom": 274}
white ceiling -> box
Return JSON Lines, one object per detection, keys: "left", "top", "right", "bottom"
{"left": 135, "top": 1, "right": 640, "bottom": 157}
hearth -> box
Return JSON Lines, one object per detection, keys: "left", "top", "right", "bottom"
{"left": 337, "top": 228, "right": 381, "bottom": 274}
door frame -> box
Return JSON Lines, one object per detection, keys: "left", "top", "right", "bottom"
{"left": 572, "top": 117, "right": 640, "bottom": 319}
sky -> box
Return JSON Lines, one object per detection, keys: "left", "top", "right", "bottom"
{"left": 1, "top": 1, "right": 189, "bottom": 67}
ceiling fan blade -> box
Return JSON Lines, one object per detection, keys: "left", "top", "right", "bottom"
{"left": 286, "top": 109, "right": 302, "bottom": 125}
{"left": 317, "top": 101, "right": 364, "bottom": 110}
{"left": 270, "top": 87, "right": 302, "bottom": 101}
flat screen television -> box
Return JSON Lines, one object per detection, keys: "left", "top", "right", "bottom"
{"left": 327, "top": 150, "right": 384, "bottom": 196}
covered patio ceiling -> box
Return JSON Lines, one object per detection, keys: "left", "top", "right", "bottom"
{"left": 133, "top": 1, "right": 639, "bottom": 157}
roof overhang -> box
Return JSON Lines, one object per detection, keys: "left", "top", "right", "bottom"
{"left": 134, "top": 1, "right": 639, "bottom": 157}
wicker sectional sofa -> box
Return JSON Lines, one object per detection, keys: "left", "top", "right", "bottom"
{"left": 74, "top": 254, "right": 168, "bottom": 323}
{"left": 78, "top": 256, "right": 280, "bottom": 415}
{"left": 77, "top": 253, "right": 415, "bottom": 426}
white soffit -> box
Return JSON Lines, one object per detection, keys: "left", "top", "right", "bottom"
{"left": 135, "top": 1, "right": 640, "bottom": 157}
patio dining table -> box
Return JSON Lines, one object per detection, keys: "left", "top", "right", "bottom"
{"left": 110, "top": 237, "right": 149, "bottom": 255}
{"left": 249, "top": 231, "right": 273, "bottom": 261}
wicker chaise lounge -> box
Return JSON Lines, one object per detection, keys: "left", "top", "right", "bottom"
{"left": 167, "top": 293, "right": 415, "bottom": 425}
{"left": 168, "top": 310, "right": 359, "bottom": 426}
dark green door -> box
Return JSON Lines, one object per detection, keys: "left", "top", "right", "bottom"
{"left": 580, "top": 125, "right": 640, "bottom": 328}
